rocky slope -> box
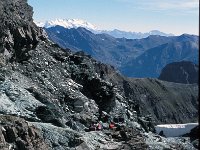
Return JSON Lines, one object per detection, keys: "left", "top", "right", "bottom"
{"left": 101, "top": 70, "right": 198, "bottom": 124}
{"left": 0, "top": 0, "right": 198, "bottom": 149}
{"left": 158, "top": 61, "right": 199, "bottom": 84}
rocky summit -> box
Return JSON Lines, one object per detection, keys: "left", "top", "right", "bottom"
{"left": 0, "top": 0, "right": 198, "bottom": 149}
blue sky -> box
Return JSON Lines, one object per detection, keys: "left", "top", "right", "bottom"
{"left": 28, "top": 0, "right": 199, "bottom": 35}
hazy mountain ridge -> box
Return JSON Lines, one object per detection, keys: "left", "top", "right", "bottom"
{"left": 100, "top": 29, "right": 174, "bottom": 39}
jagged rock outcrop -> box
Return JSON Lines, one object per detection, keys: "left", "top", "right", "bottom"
{"left": 0, "top": 0, "right": 47, "bottom": 62}
{"left": 0, "top": 0, "right": 198, "bottom": 149}
{"left": 158, "top": 61, "right": 198, "bottom": 84}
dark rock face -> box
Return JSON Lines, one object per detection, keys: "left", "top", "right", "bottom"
{"left": 158, "top": 61, "right": 199, "bottom": 84}
{"left": 182, "top": 126, "right": 199, "bottom": 149}
{"left": 183, "top": 126, "right": 199, "bottom": 141}
{"left": 0, "top": 0, "right": 198, "bottom": 149}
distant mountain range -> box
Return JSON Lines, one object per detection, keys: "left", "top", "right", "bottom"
{"left": 100, "top": 29, "right": 174, "bottom": 39}
{"left": 36, "top": 19, "right": 174, "bottom": 39}
{"left": 44, "top": 26, "right": 177, "bottom": 68}
{"left": 37, "top": 20, "right": 199, "bottom": 78}
{"left": 120, "top": 34, "right": 199, "bottom": 77}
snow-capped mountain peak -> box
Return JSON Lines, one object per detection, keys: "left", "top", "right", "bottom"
{"left": 35, "top": 19, "right": 174, "bottom": 39}
{"left": 35, "top": 19, "right": 98, "bottom": 31}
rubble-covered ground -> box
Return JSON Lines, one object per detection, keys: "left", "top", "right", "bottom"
{"left": 0, "top": 0, "right": 199, "bottom": 149}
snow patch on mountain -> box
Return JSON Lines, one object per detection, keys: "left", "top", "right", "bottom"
{"left": 155, "top": 123, "right": 198, "bottom": 137}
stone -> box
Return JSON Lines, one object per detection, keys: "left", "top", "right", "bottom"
{"left": 75, "top": 142, "right": 90, "bottom": 150}
{"left": 74, "top": 99, "right": 84, "bottom": 112}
